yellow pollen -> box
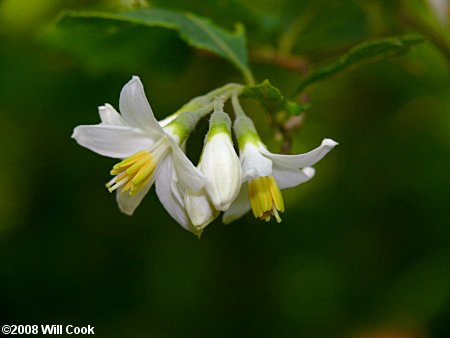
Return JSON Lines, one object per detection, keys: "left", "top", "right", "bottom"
{"left": 106, "top": 150, "right": 157, "bottom": 196}
{"left": 248, "top": 175, "right": 285, "bottom": 223}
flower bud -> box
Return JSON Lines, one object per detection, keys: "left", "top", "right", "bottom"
{"left": 199, "top": 99, "right": 242, "bottom": 211}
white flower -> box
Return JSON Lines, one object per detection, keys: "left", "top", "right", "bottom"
{"left": 223, "top": 115, "right": 337, "bottom": 223}
{"left": 72, "top": 76, "right": 204, "bottom": 232}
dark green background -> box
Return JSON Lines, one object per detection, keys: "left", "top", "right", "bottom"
{"left": 0, "top": 0, "right": 449, "bottom": 337}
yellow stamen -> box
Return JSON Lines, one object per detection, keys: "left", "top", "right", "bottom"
{"left": 106, "top": 150, "right": 157, "bottom": 196}
{"left": 130, "top": 174, "right": 153, "bottom": 194}
{"left": 115, "top": 150, "right": 148, "bottom": 167}
{"left": 248, "top": 175, "right": 284, "bottom": 223}
{"left": 248, "top": 181, "right": 260, "bottom": 218}
{"left": 133, "top": 161, "right": 156, "bottom": 185}
{"left": 126, "top": 156, "right": 150, "bottom": 174}
{"left": 268, "top": 175, "right": 284, "bottom": 212}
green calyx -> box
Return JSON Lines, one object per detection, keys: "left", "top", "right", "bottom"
{"left": 207, "top": 101, "right": 232, "bottom": 140}
{"left": 168, "top": 111, "right": 201, "bottom": 142}
{"left": 233, "top": 115, "right": 261, "bottom": 149}
{"left": 209, "top": 120, "right": 231, "bottom": 139}
{"left": 230, "top": 91, "right": 260, "bottom": 147}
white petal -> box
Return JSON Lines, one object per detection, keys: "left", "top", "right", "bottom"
{"left": 272, "top": 165, "right": 315, "bottom": 190}
{"left": 168, "top": 137, "right": 205, "bottom": 192}
{"left": 72, "top": 124, "right": 156, "bottom": 159}
{"left": 240, "top": 143, "right": 272, "bottom": 181}
{"left": 119, "top": 76, "right": 164, "bottom": 136}
{"left": 155, "top": 157, "right": 194, "bottom": 232}
{"left": 99, "top": 104, "right": 126, "bottom": 126}
{"left": 222, "top": 183, "right": 251, "bottom": 224}
{"left": 158, "top": 113, "right": 179, "bottom": 128}
{"left": 184, "top": 189, "right": 219, "bottom": 228}
{"left": 115, "top": 168, "right": 158, "bottom": 215}
{"left": 261, "top": 138, "right": 338, "bottom": 168}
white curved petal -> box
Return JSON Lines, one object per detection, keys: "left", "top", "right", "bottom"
{"left": 272, "top": 165, "right": 315, "bottom": 190}
{"left": 184, "top": 189, "right": 219, "bottom": 228}
{"left": 240, "top": 143, "right": 273, "bottom": 181}
{"left": 155, "top": 157, "right": 194, "bottom": 232}
{"left": 119, "top": 76, "right": 164, "bottom": 136}
{"left": 261, "top": 138, "right": 338, "bottom": 168}
{"left": 222, "top": 183, "right": 251, "bottom": 224}
{"left": 158, "top": 113, "right": 179, "bottom": 128}
{"left": 168, "top": 137, "right": 205, "bottom": 192}
{"left": 99, "top": 104, "right": 126, "bottom": 126}
{"left": 115, "top": 167, "right": 158, "bottom": 215}
{"left": 72, "top": 124, "right": 156, "bottom": 159}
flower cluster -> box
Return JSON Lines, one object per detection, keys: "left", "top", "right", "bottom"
{"left": 72, "top": 76, "right": 337, "bottom": 236}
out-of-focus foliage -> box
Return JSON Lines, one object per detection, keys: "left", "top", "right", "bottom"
{"left": 58, "top": 9, "right": 253, "bottom": 83}
{"left": 294, "top": 35, "right": 425, "bottom": 94}
{"left": 0, "top": 0, "right": 449, "bottom": 337}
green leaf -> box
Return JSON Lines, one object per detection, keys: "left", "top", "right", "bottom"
{"left": 294, "top": 35, "right": 425, "bottom": 95}
{"left": 242, "top": 80, "right": 308, "bottom": 116}
{"left": 58, "top": 8, "right": 254, "bottom": 84}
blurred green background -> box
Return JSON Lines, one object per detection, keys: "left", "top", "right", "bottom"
{"left": 0, "top": 0, "right": 449, "bottom": 337}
